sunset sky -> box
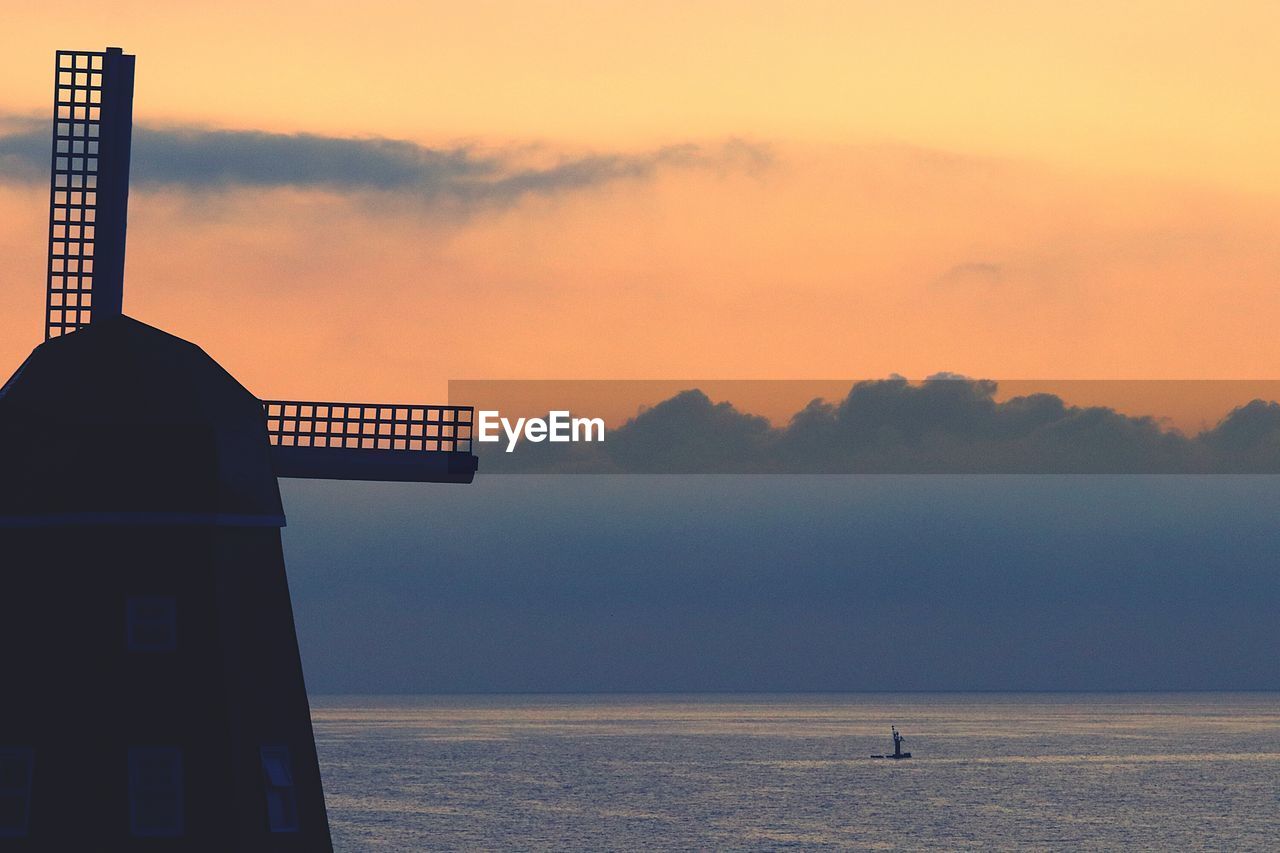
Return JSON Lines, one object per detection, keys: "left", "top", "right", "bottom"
{"left": 3, "top": 1, "right": 1280, "bottom": 411}
{"left": 4, "top": 4, "right": 1280, "bottom": 695}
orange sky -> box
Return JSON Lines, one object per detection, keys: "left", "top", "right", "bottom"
{"left": 2, "top": 2, "right": 1280, "bottom": 418}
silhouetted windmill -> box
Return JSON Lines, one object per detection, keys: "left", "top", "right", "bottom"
{"left": 0, "top": 48, "right": 476, "bottom": 849}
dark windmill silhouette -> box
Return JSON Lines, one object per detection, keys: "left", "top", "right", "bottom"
{"left": 0, "top": 48, "right": 476, "bottom": 848}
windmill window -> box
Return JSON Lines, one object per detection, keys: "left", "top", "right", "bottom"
{"left": 128, "top": 748, "right": 183, "bottom": 837}
{"left": 126, "top": 596, "right": 177, "bottom": 653}
{"left": 0, "top": 748, "right": 34, "bottom": 838}
{"left": 259, "top": 746, "right": 300, "bottom": 833}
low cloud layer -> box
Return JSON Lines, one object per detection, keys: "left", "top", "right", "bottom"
{"left": 0, "top": 116, "right": 769, "bottom": 208}
{"left": 480, "top": 377, "right": 1280, "bottom": 473}
{"left": 286, "top": 475, "right": 1280, "bottom": 692}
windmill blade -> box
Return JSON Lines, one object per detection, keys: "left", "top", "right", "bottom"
{"left": 46, "top": 48, "right": 134, "bottom": 340}
{"left": 262, "top": 400, "right": 477, "bottom": 483}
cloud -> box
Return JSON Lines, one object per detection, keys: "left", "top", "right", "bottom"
{"left": 0, "top": 115, "right": 771, "bottom": 208}
{"left": 1200, "top": 399, "right": 1280, "bottom": 472}
{"left": 480, "top": 377, "right": 1280, "bottom": 473}
{"left": 286, "top": 475, "right": 1280, "bottom": 692}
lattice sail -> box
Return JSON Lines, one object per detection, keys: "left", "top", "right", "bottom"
{"left": 262, "top": 401, "right": 477, "bottom": 483}
{"left": 263, "top": 401, "right": 473, "bottom": 452}
{"left": 46, "top": 48, "right": 135, "bottom": 340}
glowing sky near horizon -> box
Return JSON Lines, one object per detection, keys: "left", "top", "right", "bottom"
{"left": 2, "top": 1, "right": 1279, "bottom": 412}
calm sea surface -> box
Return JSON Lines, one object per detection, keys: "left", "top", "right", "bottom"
{"left": 310, "top": 693, "right": 1280, "bottom": 851}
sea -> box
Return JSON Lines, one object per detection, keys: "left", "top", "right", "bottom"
{"left": 310, "top": 693, "right": 1280, "bottom": 851}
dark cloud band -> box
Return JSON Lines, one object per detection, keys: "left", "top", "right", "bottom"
{"left": 473, "top": 377, "right": 1280, "bottom": 473}
{"left": 0, "top": 116, "right": 770, "bottom": 205}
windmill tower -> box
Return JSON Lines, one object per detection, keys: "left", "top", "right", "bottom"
{"left": 0, "top": 48, "right": 477, "bottom": 849}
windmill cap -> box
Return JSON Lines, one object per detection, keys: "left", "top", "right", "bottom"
{"left": 0, "top": 315, "right": 284, "bottom": 524}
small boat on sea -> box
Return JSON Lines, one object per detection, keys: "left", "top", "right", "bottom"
{"left": 870, "top": 725, "right": 912, "bottom": 759}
